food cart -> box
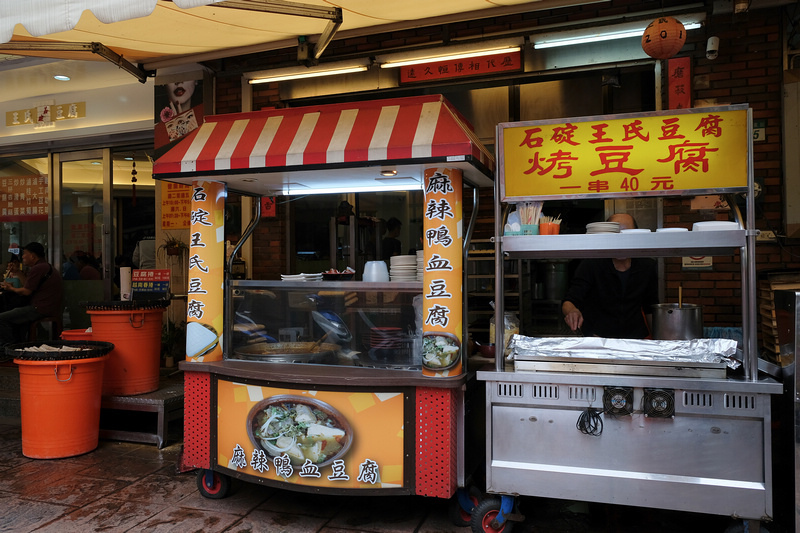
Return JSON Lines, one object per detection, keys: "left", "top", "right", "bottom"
{"left": 152, "top": 95, "right": 492, "bottom": 520}
{"left": 474, "top": 105, "right": 783, "bottom": 532}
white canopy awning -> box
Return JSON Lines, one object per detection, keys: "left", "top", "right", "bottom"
{"left": 0, "top": 0, "right": 594, "bottom": 68}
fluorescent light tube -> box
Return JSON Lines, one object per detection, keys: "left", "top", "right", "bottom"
{"left": 380, "top": 46, "right": 520, "bottom": 68}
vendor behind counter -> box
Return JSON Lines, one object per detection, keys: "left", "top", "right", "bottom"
{"left": 561, "top": 213, "right": 659, "bottom": 339}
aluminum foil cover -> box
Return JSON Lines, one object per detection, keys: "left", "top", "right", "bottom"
{"left": 509, "top": 335, "right": 740, "bottom": 369}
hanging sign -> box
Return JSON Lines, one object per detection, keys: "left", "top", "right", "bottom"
{"left": 215, "top": 380, "right": 405, "bottom": 489}
{"left": 185, "top": 180, "right": 225, "bottom": 362}
{"left": 421, "top": 167, "right": 463, "bottom": 377}
{"left": 668, "top": 56, "right": 691, "bottom": 110}
{"left": 499, "top": 106, "right": 750, "bottom": 201}
{"left": 399, "top": 50, "right": 521, "bottom": 84}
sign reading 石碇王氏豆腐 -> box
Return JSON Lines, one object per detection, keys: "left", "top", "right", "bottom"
{"left": 499, "top": 107, "right": 750, "bottom": 201}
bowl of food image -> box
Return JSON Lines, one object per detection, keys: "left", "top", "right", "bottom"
{"left": 246, "top": 395, "right": 353, "bottom": 469}
{"left": 421, "top": 332, "right": 461, "bottom": 371}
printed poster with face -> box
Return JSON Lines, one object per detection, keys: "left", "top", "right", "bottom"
{"left": 154, "top": 78, "right": 205, "bottom": 159}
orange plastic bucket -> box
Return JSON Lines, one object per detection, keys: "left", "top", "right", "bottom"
{"left": 61, "top": 329, "right": 93, "bottom": 341}
{"left": 88, "top": 308, "right": 165, "bottom": 396}
{"left": 15, "top": 355, "right": 108, "bottom": 459}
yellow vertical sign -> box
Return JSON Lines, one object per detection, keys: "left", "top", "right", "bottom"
{"left": 421, "top": 168, "right": 463, "bottom": 377}
{"left": 185, "top": 180, "right": 225, "bottom": 362}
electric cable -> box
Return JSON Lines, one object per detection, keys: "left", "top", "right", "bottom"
{"left": 576, "top": 407, "right": 604, "bottom": 436}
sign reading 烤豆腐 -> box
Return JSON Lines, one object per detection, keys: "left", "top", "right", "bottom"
{"left": 499, "top": 108, "right": 750, "bottom": 201}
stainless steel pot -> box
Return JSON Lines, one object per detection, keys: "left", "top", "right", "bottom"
{"left": 651, "top": 303, "right": 703, "bottom": 340}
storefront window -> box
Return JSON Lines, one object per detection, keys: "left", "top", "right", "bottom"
{"left": 292, "top": 190, "right": 423, "bottom": 275}
{"left": 0, "top": 156, "right": 49, "bottom": 259}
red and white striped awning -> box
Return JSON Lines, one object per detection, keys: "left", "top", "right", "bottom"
{"left": 153, "top": 95, "right": 494, "bottom": 195}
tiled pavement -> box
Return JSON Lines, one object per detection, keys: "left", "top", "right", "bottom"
{"left": 0, "top": 414, "right": 756, "bottom": 533}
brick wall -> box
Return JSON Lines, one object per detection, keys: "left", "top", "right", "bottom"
{"left": 663, "top": 8, "right": 800, "bottom": 328}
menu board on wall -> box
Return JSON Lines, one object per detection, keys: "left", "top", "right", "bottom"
{"left": 216, "top": 380, "right": 405, "bottom": 489}
{"left": 161, "top": 181, "right": 191, "bottom": 230}
{"left": 0, "top": 175, "right": 48, "bottom": 222}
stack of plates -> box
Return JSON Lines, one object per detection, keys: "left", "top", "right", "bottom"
{"left": 368, "top": 327, "right": 404, "bottom": 349}
{"left": 390, "top": 255, "right": 418, "bottom": 281}
{"left": 416, "top": 250, "right": 424, "bottom": 281}
{"left": 692, "top": 221, "right": 739, "bottom": 231}
{"left": 280, "top": 272, "right": 322, "bottom": 281}
{"left": 586, "top": 221, "right": 620, "bottom": 234}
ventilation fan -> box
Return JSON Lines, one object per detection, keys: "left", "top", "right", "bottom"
{"left": 603, "top": 387, "right": 634, "bottom": 416}
{"left": 643, "top": 388, "right": 675, "bottom": 418}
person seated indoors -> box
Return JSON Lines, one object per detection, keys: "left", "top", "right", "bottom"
{"left": 0, "top": 254, "right": 29, "bottom": 312}
{"left": 3, "top": 254, "right": 26, "bottom": 288}
{"left": 0, "top": 242, "right": 63, "bottom": 348}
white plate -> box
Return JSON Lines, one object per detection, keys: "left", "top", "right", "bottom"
{"left": 692, "top": 221, "right": 739, "bottom": 231}
{"left": 620, "top": 228, "right": 651, "bottom": 233}
{"left": 390, "top": 255, "right": 417, "bottom": 265}
{"left": 656, "top": 227, "right": 689, "bottom": 233}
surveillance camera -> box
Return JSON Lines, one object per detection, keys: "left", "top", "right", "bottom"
{"left": 706, "top": 36, "right": 719, "bottom": 60}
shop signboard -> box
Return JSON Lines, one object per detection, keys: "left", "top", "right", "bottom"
{"left": 499, "top": 106, "right": 750, "bottom": 201}
{"left": 131, "top": 269, "right": 170, "bottom": 293}
{"left": 216, "top": 379, "right": 406, "bottom": 489}
{"left": 421, "top": 168, "right": 463, "bottom": 377}
{"left": 399, "top": 50, "right": 521, "bottom": 84}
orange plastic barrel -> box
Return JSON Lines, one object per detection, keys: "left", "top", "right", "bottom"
{"left": 9, "top": 340, "right": 113, "bottom": 459}
{"left": 61, "top": 329, "right": 93, "bottom": 341}
{"left": 88, "top": 308, "right": 165, "bottom": 396}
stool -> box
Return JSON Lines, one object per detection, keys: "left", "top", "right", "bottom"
{"left": 28, "top": 315, "right": 63, "bottom": 342}
{"left": 100, "top": 383, "right": 184, "bottom": 448}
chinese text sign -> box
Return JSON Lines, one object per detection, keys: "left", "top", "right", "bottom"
{"left": 500, "top": 108, "right": 749, "bottom": 200}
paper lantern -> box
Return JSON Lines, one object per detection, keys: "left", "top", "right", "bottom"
{"left": 641, "top": 16, "right": 686, "bottom": 60}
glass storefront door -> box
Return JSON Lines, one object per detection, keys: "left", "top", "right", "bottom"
{"left": 54, "top": 150, "right": 111, "bottom": 328}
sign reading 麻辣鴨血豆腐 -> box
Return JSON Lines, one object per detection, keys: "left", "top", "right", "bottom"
{"left": 216, "top": 380, "right": 405, "bottom": 489}
{"left": 499, "top": 107, "right": 750, "bottom": 201}
{"left": 422, "top": 168, "right": 463, "bottom": 378}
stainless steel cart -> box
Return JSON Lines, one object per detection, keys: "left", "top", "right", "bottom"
{"left": 474, "top": 105, "right": 783, "bottom": 533}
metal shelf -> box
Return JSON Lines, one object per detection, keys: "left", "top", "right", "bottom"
{"left": 502, "top": 230, "right": 745, "bottom": 259}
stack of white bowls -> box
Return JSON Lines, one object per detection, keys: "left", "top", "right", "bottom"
{"left": 416, "top": 250, "right": 424, "bottom": 281}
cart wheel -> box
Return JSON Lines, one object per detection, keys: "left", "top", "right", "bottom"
{"left": 196, "top": 469, "right": 231, "bottom": 499}
{"left": 449, "top": 486, "right": 482, "bottom": 527}
{"left": 470, "top": 498, "right": 515, "bottom": 533}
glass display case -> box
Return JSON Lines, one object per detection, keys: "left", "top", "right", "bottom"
{"left": 226, "top": 280, "right": 423, "bottom": 371}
